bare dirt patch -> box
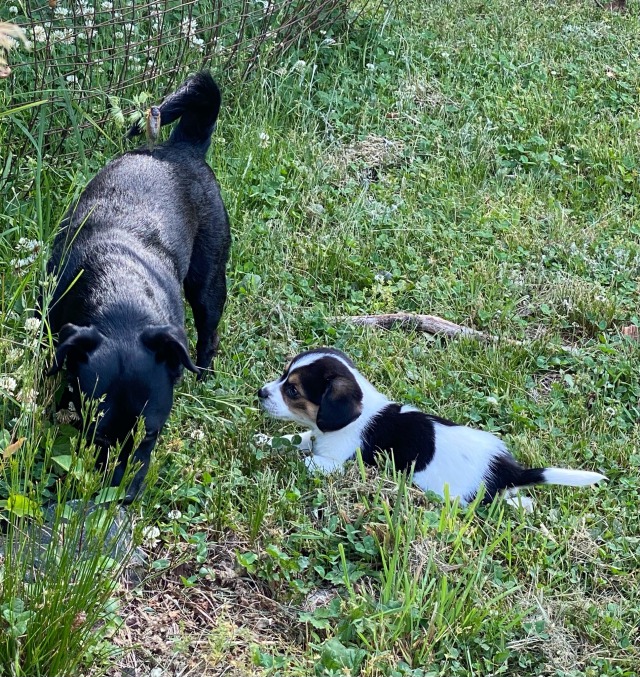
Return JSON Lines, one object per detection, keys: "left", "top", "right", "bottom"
{"left": 105, "top": 536, "right": 302, "bottom": 677}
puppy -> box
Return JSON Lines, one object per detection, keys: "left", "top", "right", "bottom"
{"left": 258, "top": 348, "right": 606, "bottom": 508}
{"left": 46, "top": 71, "right": 231, "bottom": 500}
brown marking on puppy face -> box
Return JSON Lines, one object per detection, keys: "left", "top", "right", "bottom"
{"left": 281, "top": 355, "right": 363, "bottom": 431}
{"left": 281, "top": 371, "right": 320, "bottom": 424}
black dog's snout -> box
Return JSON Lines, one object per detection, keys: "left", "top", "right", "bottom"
{"left": 257, "top": 387, "right": 268, "bottom": 399}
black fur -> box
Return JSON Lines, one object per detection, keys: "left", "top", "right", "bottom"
{"left": 46, "top": 71, "right": 231, "bottom": 501}
{"left": 484, "top": 456, "right": 545, "bottom": 499}
{"left": 360, "top": 404, "right": 437, "bottom": 472}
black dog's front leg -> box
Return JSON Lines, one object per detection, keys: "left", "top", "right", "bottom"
{"left": 184, "top": 257, "right": 227, "bottom": 379}
{"left": 109, "top": 437, "right": 156, "bottom": 504}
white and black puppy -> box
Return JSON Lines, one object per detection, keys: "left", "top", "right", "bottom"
{"left": 258, "top": 348, "right": 606, "bottom": 509}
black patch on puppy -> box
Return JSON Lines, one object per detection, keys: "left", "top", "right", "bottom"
{"left": 291, "top": 356, "right": 363, "bottom": 432}
{"left": 484, "top": 455, "right": 545, "bottom": 500}
{"left": 46, "top": 71, "right": 231, "bottom": 501}
{"left": 361, "top": 404, "right": 438, "bottom": 472}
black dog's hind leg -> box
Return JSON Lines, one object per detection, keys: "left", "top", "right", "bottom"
{"left": 184, "top": 238, "right": 228, "bottom": 379}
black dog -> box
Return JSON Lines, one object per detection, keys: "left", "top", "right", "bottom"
{"left": 46, "top": 72, "right": 230, "bottom": 500}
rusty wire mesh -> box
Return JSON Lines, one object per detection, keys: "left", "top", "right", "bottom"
{"left": 1, "top": 0, "right": 377, "bottom": 172}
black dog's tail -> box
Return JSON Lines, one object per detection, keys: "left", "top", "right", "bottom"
{"left": 127, "top": 71, "right": 221, "bottom": 154}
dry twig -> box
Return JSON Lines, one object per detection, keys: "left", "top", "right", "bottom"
{"left": 342, "top": 312, "right": 525, "bottom": 346}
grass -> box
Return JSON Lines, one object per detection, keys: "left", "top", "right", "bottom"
{"left": 1, "top": 0, "right": 640, "bottom": 675}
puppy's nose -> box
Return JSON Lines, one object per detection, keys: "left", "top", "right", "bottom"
{"left": 257, "top": 387, "right": 268, "bottom": 399}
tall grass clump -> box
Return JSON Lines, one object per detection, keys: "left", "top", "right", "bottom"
{"left": 0, "top": 99, "right": 151, "bottom": 674}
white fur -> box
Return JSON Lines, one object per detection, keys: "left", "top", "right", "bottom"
{"left": 260, "top": 373, "right": 295, "bottom": 421}
{"left": 542, "top": 468, "right": 607, "bottom": 487}
{"left": 504, "top": 488, "right": 535, "bottom": 513}
{"left": 412, "top": 422, "right": 507, "bottom": 505}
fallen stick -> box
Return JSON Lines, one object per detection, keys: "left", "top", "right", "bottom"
{"left": 343, "top": 312, "right": 525, "bottom": 346}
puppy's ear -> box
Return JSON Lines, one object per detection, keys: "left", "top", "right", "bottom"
{"left": 316, "top": 375, "right": 362, "bottom": 432}
{"left": 48, "top": 324, "right": 102, "bottom": 376}
{"left": 141, "top": 325, "right": 199, "bottom": 376}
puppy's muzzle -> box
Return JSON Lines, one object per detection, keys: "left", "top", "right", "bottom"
{"left": 257, "top": 387, "right": 269, "bottom": 400}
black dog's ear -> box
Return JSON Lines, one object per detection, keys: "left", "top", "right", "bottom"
{"left": 48, "top": 324, "right": 103, "bottom": 376}
{"left": 316, "top": 375, "right": 363, "bottom": 432}
{"left": 141, "top": 325, "right": 199, "bottom": 376}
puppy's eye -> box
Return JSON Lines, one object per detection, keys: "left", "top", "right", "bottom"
{"left": 285, "top": 384, "right": 299, "bottom": 399}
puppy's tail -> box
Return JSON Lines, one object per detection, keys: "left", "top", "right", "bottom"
{"left": 127, "top": 71, "right": 221, "bottom": 154}
{"left": 517, "top": 467, "right": 607, "bottom": 489}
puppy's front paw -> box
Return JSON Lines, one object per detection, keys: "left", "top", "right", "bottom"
{"left": 305, "top": 455, "right": 344, "bottom": 474}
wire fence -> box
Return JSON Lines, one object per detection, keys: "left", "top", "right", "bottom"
{"left": 1, "top": 0, "right": 378, "bottom": 172}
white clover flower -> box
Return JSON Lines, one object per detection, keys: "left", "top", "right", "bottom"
{"left": 486, "top": 396, "right": 499, "bottom": 406}
{"left": 259, "top": 131, "right": 270, "bottom": 148}
{"left": 321, "top": 38, "right": 336, "bottom": 47}
{"left": 0, "top": 377, "right": 18, "bottom": 395}
{"left": 15, "top": 236, "right": 39, "bottom": 252}
{"left": 65, "top": 74, "right": 78, "bottom": 84}
{"left": 54, "top": 6, "right": 70, "bottom": 17}
{"left": 190, "top": 429, "right": 205, "bottom": 441}
{"left": 167, "top": 509, "right": 182, "bottom": 520}
{"left": 180, "top": 17, "right": 198, "bottom": 37}
{"left": 17, "top": 388, "right": 38, "bottom": 405}
{"left": 56, "top": 408, "right": 80, "bottom": 424}
{"left": 16, "top": 237, "right": 42, "bottom": 254}
{"left": 147, "top": 59, "right": 154, "bottom": 67}
{"left": 141, "top": 525, "right": 161, "bottom": 548}
{"left": 9, "top": 6, "right": 18, "bottom": 14}
{"left": 114, "top": 31, "right": 123, "bottom": 39}
{"left": 33, "top": 25, "right": 47, "bottom": 43}
{"left": 293, "top": 59, "right": 306, "bottom": 72}
{"left": 366, "top": 63, "right": 376, "bottom": 71}
{"left": 52, "top": 29, "right": 74, "bottom": 44}
{"left": 10, "top": 253, "right": 38, "bottom": 270}
{"left": 24, "top": 317, "right": 41, "bottom": 333}
{"left": 6, "top": 347, "right": 23, "bottom": 363}
{"left": 101, "top": 1, "right": 113, "bottom": 10}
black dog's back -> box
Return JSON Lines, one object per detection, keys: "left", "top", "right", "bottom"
{"left": 49, "top": 72, "right": 229, "bottom": 334}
